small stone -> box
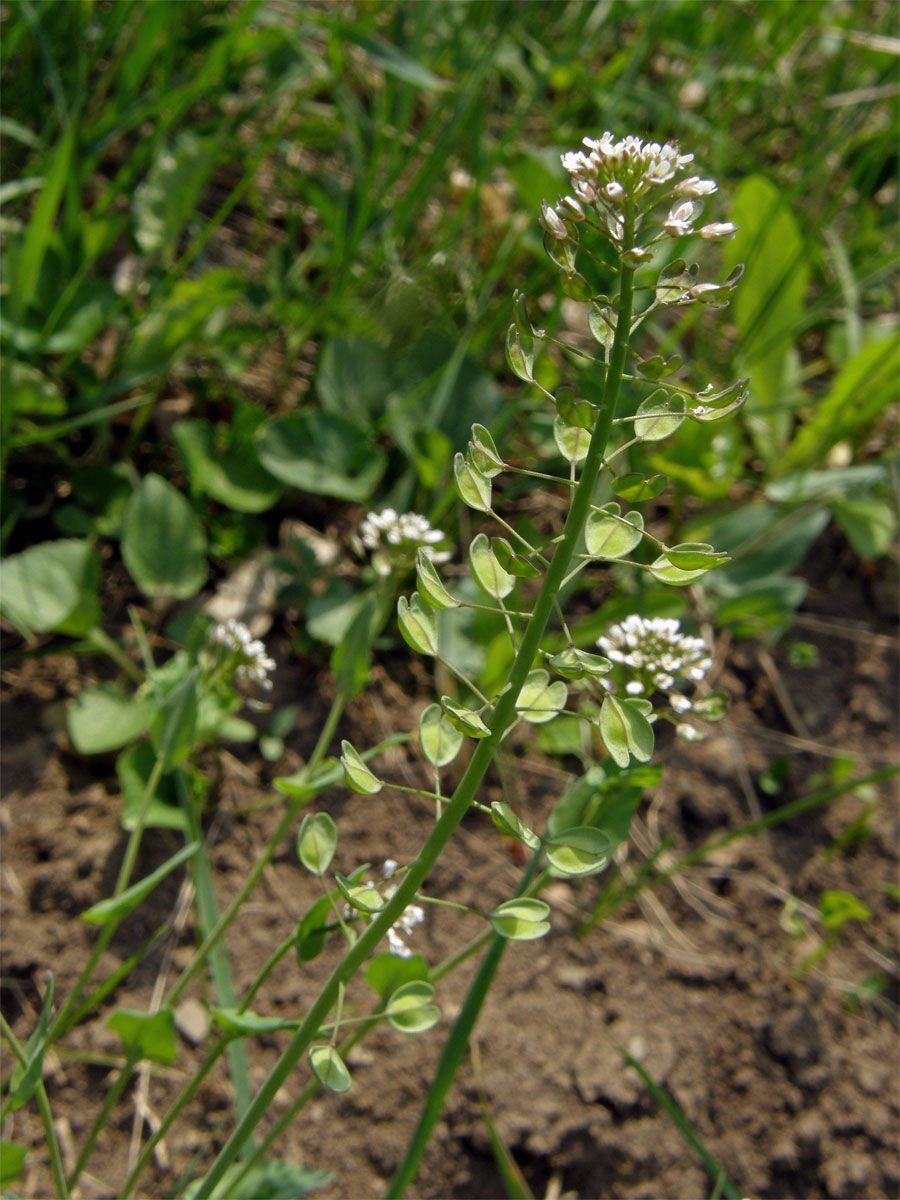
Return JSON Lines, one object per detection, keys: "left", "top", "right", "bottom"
{"left": 820, "top": 1150, "right": 872, "bottom": 1196}
{"left": 174, "top": 998, "right": 210, "bottom": 1045}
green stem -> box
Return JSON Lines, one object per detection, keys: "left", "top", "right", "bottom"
{"left": 193, "top": 228, "right": 636, "bottom": 1200}
{"left": 387, "top": 853, "right": 542, "bottom": 1198}
{"left": 0, "top": 1016, "right": 70, "bottom": 1200}
{"left": 86, "top": 627, "right": 144, "bottom": 684}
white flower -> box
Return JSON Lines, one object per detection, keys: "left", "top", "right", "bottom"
{"left": 597, "top": 615, "right": 712, "bottom": 707}
{"left": 663, "top": 200, "right": 699, "bottom": 237}
{"left": 210, "top": 619, "right": 276, "bottom": 690}
{"left": 563, "top": 132, "right": 694, "bottom": 199}
{"left": 382, "top": 858, "right": 399, "bottom": 879}
{"left": 378, "top": 885, "right": 425, "bottom": 958}
{"left": 676, "top": 177, "right": 718, "bottom": 197}
{"left": 358, "top": 509, "right": 450, "bottom": 578}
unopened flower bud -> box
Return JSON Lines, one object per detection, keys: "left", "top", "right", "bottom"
{"left": 558, "top": 195, "right": 585, "bottom": 222}
{"left": 619, "top": 247, "right": 653, "bottom": 268}
{"left": 540, "top": 200, "right": 568, "bottom": 239}
{"left": 699, "top": 222, "right": 738, "bottom": 241}
{"left": 603, "top": 180, "right": 625, "bottom": 204}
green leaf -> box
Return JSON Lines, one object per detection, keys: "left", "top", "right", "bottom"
{"left": 255, "top": 413, "right": 385, "bottom": 501}
{"left": 308, "top": 1045, "right": 351, "bottom": 1093}
{"left": 120, "top": 271, "right": 242, "bottom": 378}
{"left": 8, "top": 974, "right": 53, "bottom": 1112}
{"left": 516, "top": 669, "right": 567, "bottom": 724}
{"left": 469, "top": 532, "right": 515, "bottom": 600}
{"left": 397, "top": 594, "right": 438, "bottom": 657}
{"left": 488, "top": 898, "right": 550, "bottom": 941}
{"left": 585, "top": 504, "right": 644, "bottom": 560}
{"left": 440, "top": 697, "right": 490, "bottom": 738}
{"left": 1, "top": 358, "right": 65, "bottom": 417}
{"left": 819, "top": 889, "right": 872, "bottom": 933}
{"left": 469, "top": 423, "right": 505, "bottom": 477}
{"left": 172, "top": 419, "right": 282, "bottom": 514}
{"left": 416, "top": 551, "right": 459, "bottom": 610}
{"left": 831, "top": 496, "right": 896, "bottom": 560}
{"left": 611, "top": 473, "right": 668, "bottom": 502}
{"left": 184, "top": 1158, "right": 331, "bottom": 1199}
{"left": 454, "top": 451, "right": 492, "bottom": 512}
{"left": 365, "top": 953, "right": 430, "bottom": 1003}
{"left": 554, "top": 385, "right": 594, "bottom": 430}
{"left": 0, "top": 1141, "right": 27, "bottom": 1187}
{"left": 107, "top": 1007, "right": 177, "bottom": 1064}
{"left": 341, "top": 28, "right": 451, "bottom": 90}
{"left": 418, "top": 703, "right": 463, "bottom": 767}
{"left": 340, "top": 741, "right": 383, "bottom": 795}
{"left": 553, "top": 416, "right": 591, "bottom": 464}
{"left": 134, "top": 132, "right": 218, "bottom": 264}
{"left": 15, "top": 120, "right": 75, "bottom": 318}
{"left": 117, "top": 744, "right": 190, "bottom": 832}
{"left": 386, "top": 981, "right": 440, "bottom": 1034}
{"left": 68, "top": 684, "right": 153, "bottom": 755}
{"left": 82, "top": 842, "right": 199, "bottom": 925}
{"left": 152, "top": 667, "right": 199, "bottom": 771}
{"left": 316, "top": 335, "right": 395, "bottom": 424}
{"left": 331, "top": 595, "right": 375, "bottom": 699}
{"left": 0, "top": 538, "right": 99, "bottom": 637}
{"left": 545, "top": 826, "right": 614, "bottom": 877}
{"left": 505, "top": 324, "right": 534, "bottom": 382}
{"left": 491, "top": 538, "right": 540, "bottom": 579}
{"left": 121, "top": 475, "right": 207, "bottom": 599}
{"left": 490, "top": 802, "right": 541, "bottom": 850}
{"left": 296, "top": 895, "right": 333, "bottom": 964}
{"left": 546, "top": 648, "right": 612, "bottom": 680}
{"left": 210, "top": 1008, "right": 298, "bottom": 1038}
{"left": 297, "top": 812, "right": 338, "bottom": 875}
{"left": 598, "top": 695, "right": 654, "bottom": 768}
{"left": 633, "top": 391, "right": 685, "bottom": 441}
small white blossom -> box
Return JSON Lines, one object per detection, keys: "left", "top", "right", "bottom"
{"left": 670, "top": 693, "right": 692, "bottom": 713}
{"left": 597, "top": 615, "right": 712, "bottom": 712}
{"left": 379, "top": 884, "right": 425, "bottom": 958}
{"left": 663, "top": 200, "right": 699, "bottom": 237}
{"left": 676, "top": 176, "right": 718, "bottom": 197}
{"left": 563, "top": 132, "right": 694, "bottom": 200}
{"left": 382, "top": 858, "right": 399, "bottom": 879}
{"left": 210, "top": 619, "right": 276, "bottom": 690}
{"left": 358, "top": 509, "right": 450, "bottom": 578}
{"left": 676, "top": 723, "right": 705, "bottom": 742}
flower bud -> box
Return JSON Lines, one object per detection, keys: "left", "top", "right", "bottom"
{"left": 699, "top": 222, "right": 738, "bottom": 240}
{"left": 558, "top": 195, "right": 585, "bottom": 222}
{"left": 540, "top": 200, "right": 568, "bottom": 239}
{"left": 603, "top": 180, "right": 625, "bottom": 204}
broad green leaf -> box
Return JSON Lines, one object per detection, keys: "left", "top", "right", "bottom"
{"left": 211, "top": 1008, "right": 298, "bottom": 1038}
{"left": 553, "top": 415, "right": 590, "bottom": 463}
{"left": 331, "top": 595, "right": 375, "bottom": 699}
{"left": 340, "top": 741, "right": 383, "bottom": 795}
{"left": 8, "top": 975, "right": 53, "bottom": 1112}
{"left": 255, "top": 413, "right": 385, "bottom": 501}
{"left": 611, "top": 473, "right": 668, "bottom": 502}
{"left": 153, "top": 667, "right": 199, "bottom": 771}
{"left": 469, "top": 533, "right": 515, "bottom": 599}
{"left": 297, "top": 812, "right": 338, "bottom": 875}
{"left": 316, "top": 335, "right": 395, "bottom": 424}
{"left": 490, "top": 802, "right": 540, "bottom": 850}
{"left": 82, "top": 842, "right": 199, "bottom": 925}
{"left": 585, "top": 504, "right": 644, "bottom": 559}
{"left": 308, "top": 1045, "right": 351, "bottom": 1093}
{"left": 386, "top": 980, "right": 440, "bottom": 1034}
{"left": 598, "top": 695, "right": 654, "bottom": 768}
{"left": 488, "top": 899, "right": 550, "bottom": 941}
{"left": 121, "top": 474, "right": 207, "bottom": 599}
{"left": 545, "top": 826, "right": 613, "bottom": 877}
{"left": 0, "top": 1141, "right": 27, "bottom": 1187}
{"left": 516, "top": 669, "right": 567, "bottom": 724}
{"left": 296, "top": 895, "right": 333, "bottom": 964}
{"left": 441, "top": 697, "right": 490, "bottom": 739}
{"left": 68, "top": 684, "right": 153, "bottom": 755}
{"left": 418, "top": 703, "right": 464, "bottom": 767}
{"left": 554, "top": 385, "right": 594, "bottom": 430}
{"left": 0, "top": 538, "right": 99, "bottom": 637}
{"left": 588, "top": 303, "right": 616, "bottom": 348}
{"left": 648, "top": 555, "right": 707, "bottom": 586}
{"left": 365, "top": 953, "right": 429, "bottom": 1003}
{"left": 764, "top": 464, "right": 890, "bottom": 504}
{"left": 172, "top": 419, "right": 282, "bottom": 514}
{"left": 831, "top": 496, "right": 896, "bottom": 560}
{"left": 117, "top": 744, "right": 190, "bottom": 832}
{"left": 491, "top": 537, "right": 540, "bottom": 579}
{"left": 416, "top": 551, "right": 459, "bottom": 610}
{"left": 633, "top": 391, "right": 685, "bottom": 441}
{"left": 454, "top": 451, "right": 492, "bottom": 512}
{"left": 397, "top": 594, "right": 438, "bottom": 657}
{"left": 107, "top": 1008, "right": 177, "bottom": 1065}
{"left": 334, "top": 873, "right": 385, "bottom": 914}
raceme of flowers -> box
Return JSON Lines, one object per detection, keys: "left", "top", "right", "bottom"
{"left": 210, "top": 618, "right": 276, "bottom": 691}
{"left": 373, "top": 860, "right": 424, "bottom": 958}
{"left": 358, "top": 508, "right": 451, "bottom": 578}
{"left": 597, "top": 615, "right": 712, "bottom": 713}
{"left": 544, "top": 131, "right": 737, "bottom": 252}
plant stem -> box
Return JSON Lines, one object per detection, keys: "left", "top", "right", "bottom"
{"left": 193, "top": 226, "right": 636, "bottom": 1200}
{"left": 0, "top": 1015, "right": 70, "bottom": 1200}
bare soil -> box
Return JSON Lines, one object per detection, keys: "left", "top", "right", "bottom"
{"left": 2, "top": 535, "right": 898, "bottom": 1200}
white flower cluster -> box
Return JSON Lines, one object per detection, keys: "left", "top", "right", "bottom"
{"left": 359, "top": 509, "right": 450, "bottom": 578}
{"left": 546, "top": 132, "right": 737, "bottom": 250}
{"left": 210, "top": 618, "right": 276, "bottom": 690}
{"left": 376, "top": 860, "right": 424, "bottom": 958}
{"left": 597, "top": 615, "right": 712, "bottom": 712}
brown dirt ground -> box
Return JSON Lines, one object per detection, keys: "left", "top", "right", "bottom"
{"left": 1, "top": 534, "right": 898, "bottom": 1200}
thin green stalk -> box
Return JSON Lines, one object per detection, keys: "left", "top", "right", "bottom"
{"left": 119, "top": 1037, "right": 228, "bottom": 1200}
{"left": 193, "top": 226, "right": 636, "bottom": 1200}
{"left": 387, "top": 852, "right": 543, "bottom": 1198}
{"left": 0, "top": 1015, "right": 70, "bottom": 1200}
{"left": 67, "top": 1053, "right": 138, "bottom": 1189}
